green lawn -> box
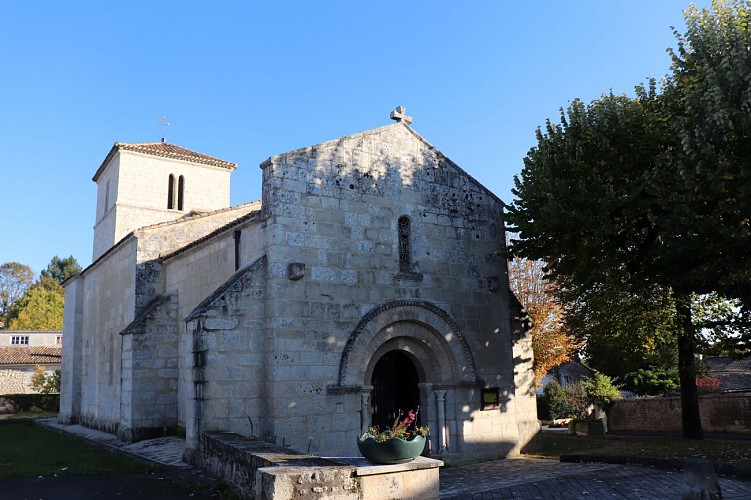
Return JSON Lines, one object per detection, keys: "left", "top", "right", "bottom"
{"left": 0, "top": 418, "right": 155, "bottom": 478}
{"left": 525, "top": 431, "right": 751, "bottom": 466}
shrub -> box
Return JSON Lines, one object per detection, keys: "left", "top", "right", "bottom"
{"left": 31, "top": 366, "right": 60, "bottom": 395}
{"left": 621, "top": 367, "right": 679, "bottom": 395}
{"left": 543, "top": 381, "right": 588, "bottom": 420}
{"left": 581, "top": 372, "right": 622, "bottom": 410}
{"left": 0, "top": 394, "right": 59, "bottom": 412}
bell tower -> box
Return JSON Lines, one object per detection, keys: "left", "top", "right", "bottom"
{"left": 91, "top": 141, "right": 237, "bottom": 260}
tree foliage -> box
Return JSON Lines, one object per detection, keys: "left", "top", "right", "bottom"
{"left": 5, "top": 277, "right": 64, "bottom": 330}
{"left": 40, "top": 255, "right": 81, "bottom": 285}
{"left": 621, "top": 367, "right": 680, "bottom": 396}
{"left": 31, "top": 365, "right": 61, "bottom": 394}
{"left": 564, "top": 282, "right": 679, "bottom": 381}
{"left": 508, "top": 1, "right": 751, "bottom": 438}
{"left": 508, "top": 257, "right": 582, "bottom": 387}
{"left": 0, "top": 262, "right": 34, "bottom": 323}
{"left": 580, "top": 372, "right": 622, "bottom": 410}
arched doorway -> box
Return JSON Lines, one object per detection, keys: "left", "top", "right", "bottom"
{"left": 370, "top": 350, "right": 421, "bottom": 432}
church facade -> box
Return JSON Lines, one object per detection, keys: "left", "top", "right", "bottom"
{"left": 60, "top": 110, "right": 539, "bottom": 465}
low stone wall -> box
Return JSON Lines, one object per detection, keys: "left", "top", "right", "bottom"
{"left": 196, "top": 432, "right": 442, "bottom": 499}
{"left": 608, "top": 392, "right": 751, "bottom": 435}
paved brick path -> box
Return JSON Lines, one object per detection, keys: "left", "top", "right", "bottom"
{"left": 39, "top": 420, "right": 751, "bottom": 499}
{"left": 440, "top": 457, "right": 751, "bottom": 499}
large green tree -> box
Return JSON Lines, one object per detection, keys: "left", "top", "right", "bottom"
{"left": 5, "top": 277, "right": 65, "bottom": 330}
{"left": 40, "top": 255, "right": 82, "bottom": 285}
{"left": 508, "top": 0, "right": 751, "bottom": 440}
{"left": 0, "top": 262, "right": 34, "bottom": 323}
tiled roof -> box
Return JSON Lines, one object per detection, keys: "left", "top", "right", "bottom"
{"left": 0, "top": 330, "right": 62, "bottom": 335}
{"left": 0, "top": 347, "right": 62, "bottom": 365}
{"left": 93, "top": 141, "right": 236, "bottom": 181}
{"left": 705, "top": 356, "right": 751, "bottom": 374}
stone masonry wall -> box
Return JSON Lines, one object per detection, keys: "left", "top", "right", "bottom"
{"left": 186, "top": 256, "right": 268, "bottom": 453}
{"left": 78, "top": 238, "right": 138, "bottom": 433}
{"left": 0, "top": 366, "right": 59, "bottom": 394}
{"left": 608, "top": 392, "right": 751, "bottom": 435}
{"left": 136, "top": 201, "right": 260, "bottom": 263}
{"left": 119, "top": 294, "right": 179, "bottom": 442}
{"left": 163, "top": 216, "right": 266, "bottom": 429}
{"left": 256, "top": 122, "right": 533, "bottom": 459}
{"left": 60, "top": 275, "right": 84, "bottom": 424}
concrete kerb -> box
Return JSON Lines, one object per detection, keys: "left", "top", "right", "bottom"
{"left": 36, "top": 418, "right": 221, "bottom": 490}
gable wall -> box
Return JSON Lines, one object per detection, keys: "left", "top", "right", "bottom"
{"left": 257, "top": 124, "right": 527, "bottom": 457}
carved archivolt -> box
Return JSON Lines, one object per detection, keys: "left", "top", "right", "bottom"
{"left": 336, "top": 299, "right": 477, "bottom": 387}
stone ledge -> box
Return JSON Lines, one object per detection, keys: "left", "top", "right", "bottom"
{"left": 199, "top": 432, "right": 443, "bottom": 499}
{"left": 329, "top": 456, "right": 444, "bottom": 476}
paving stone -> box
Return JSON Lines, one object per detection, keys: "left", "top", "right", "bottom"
{"left": 39, "top": 420, "right": 751, "bottom": 499}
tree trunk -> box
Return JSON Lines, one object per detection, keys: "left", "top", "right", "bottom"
{"left": 676, "top": 294, "right": 703, "bottom": 439}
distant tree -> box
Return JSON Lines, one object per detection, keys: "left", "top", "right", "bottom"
{"left": 40, "top": 255, "right": 82, "bottom": 285}
{"left": 5, "top": 277, "right": 64, "bottom": 330}
{"left": 31, "top": 365, "right": 61, "bottom": 394}
{"left": 507, "top": 257, "right": 582, "bottom": 387}
{"left": 0, "top": 262, "right": 34, "bottom": 323}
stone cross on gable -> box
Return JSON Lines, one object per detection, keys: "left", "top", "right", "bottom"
{"left": 390, "top": 105, "right": 413, "bottom": 125}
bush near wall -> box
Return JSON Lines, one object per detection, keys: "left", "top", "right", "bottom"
{"left": 0, "top": 394, "right": 59, "bottom": 412}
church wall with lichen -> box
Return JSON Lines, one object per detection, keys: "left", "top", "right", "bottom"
{"left": 247, "top": 122, "right": 538, "bottom": 461}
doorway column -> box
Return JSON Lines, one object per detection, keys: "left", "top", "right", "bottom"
{"left": 360, "top": 385, "right": 373, "bottom": 434}
{"left": 434, "top": 389, "right": 447, "bottom": 453}
{"left": 418, "top": 382, "right": 433, "bottom": 453}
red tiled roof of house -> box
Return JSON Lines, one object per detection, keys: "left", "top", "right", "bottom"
{"left": 0, "top": 347, "right": 62, "bottom": 365}
{"left": 93, "top": 141, "right": 236, "bottom": 181}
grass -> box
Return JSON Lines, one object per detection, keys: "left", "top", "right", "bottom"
{"left": 0, "top": 418, "right": 156, "bottom": 478}
{"left": 525, "top": 431, "right": 751, "bottom": 466}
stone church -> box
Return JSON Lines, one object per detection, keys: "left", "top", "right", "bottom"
{"left": 59, "top": 108, "right": 539, "bottom": 465}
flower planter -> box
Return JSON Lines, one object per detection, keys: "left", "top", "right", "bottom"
{"left": 357, "top": 434, "right": 426, "bottom": 465}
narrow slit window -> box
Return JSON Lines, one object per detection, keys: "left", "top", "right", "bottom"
{"left": 398, "top": 216, "right": 412, "bottom": 273}
{"left": 177, "top": 175, "right": 185, "bottom": 211}
{"left": 167, "top": 174, "right": 175, "bottom": 209}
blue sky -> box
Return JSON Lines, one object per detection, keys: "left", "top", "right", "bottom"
{"left": 0, "top": 1, "right": 711, "bottom": 276}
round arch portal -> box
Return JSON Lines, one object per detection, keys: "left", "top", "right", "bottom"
{"left": 336, "top": 299, "right": 477, "bottom": 389}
